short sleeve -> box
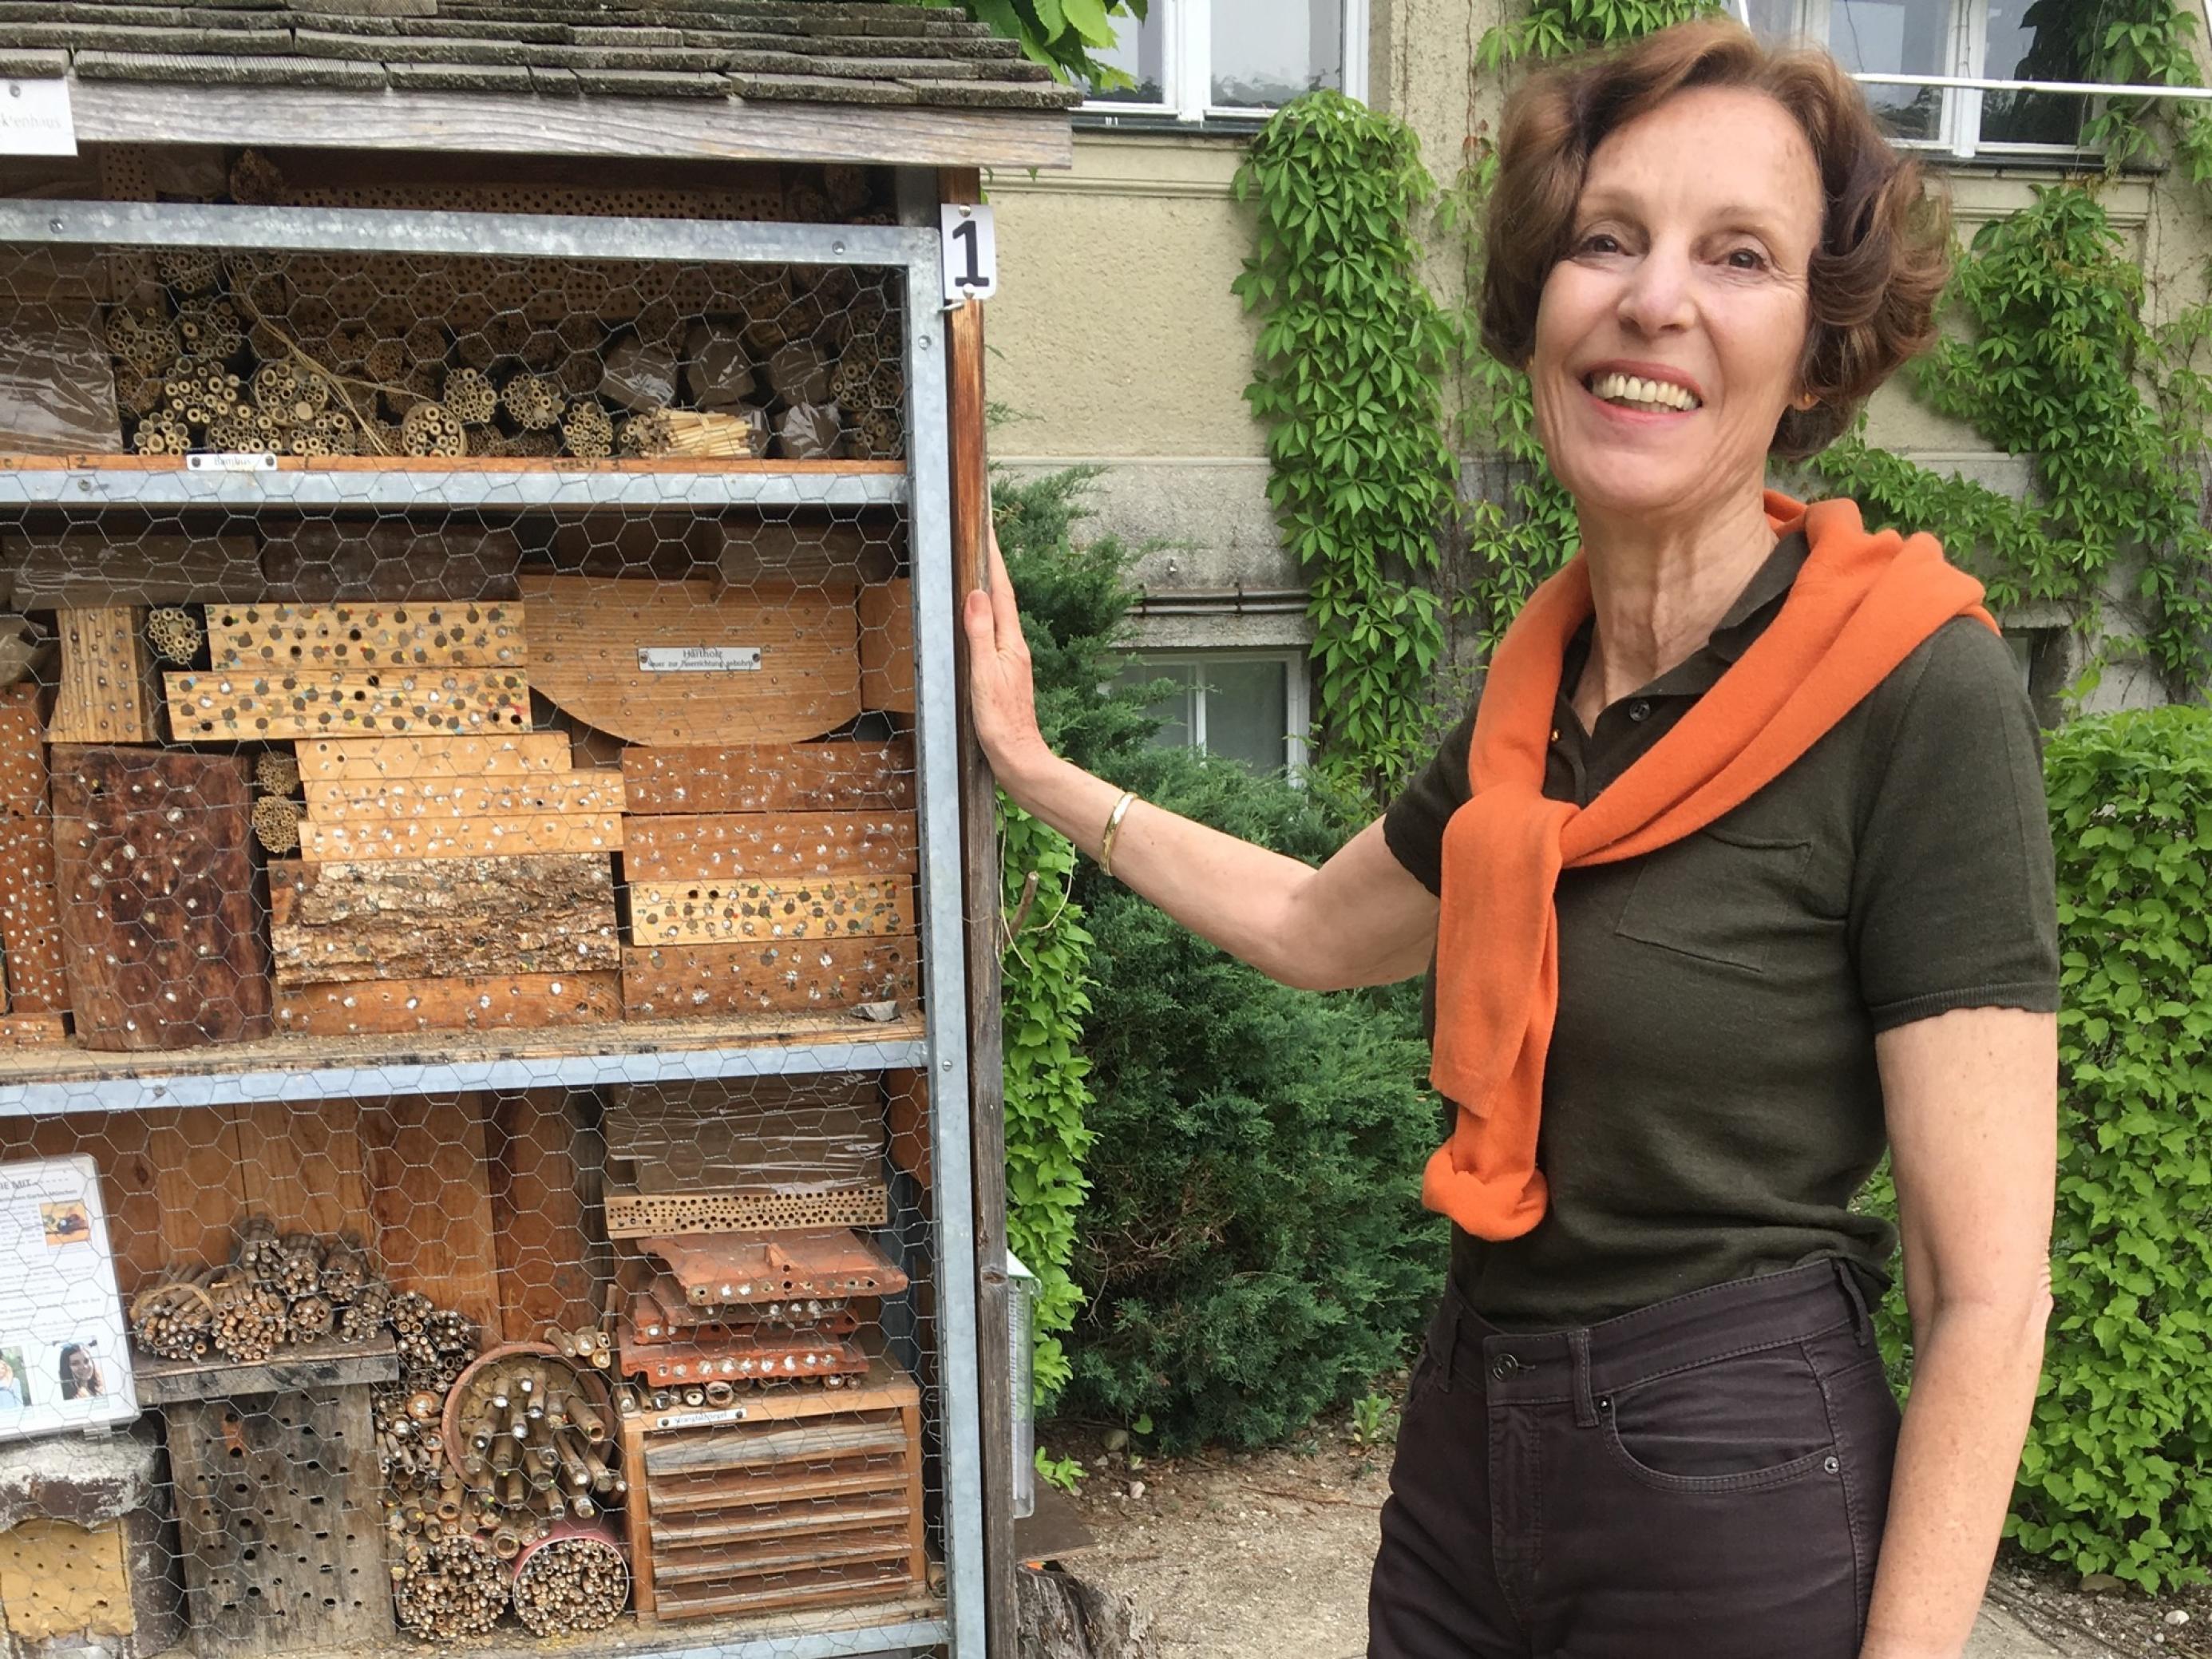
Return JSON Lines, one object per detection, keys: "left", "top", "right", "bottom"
{"left": 1383, "top": 710, "right": 1476, "bottom": 897}
{"left": 1849, "top": 618, "right": 2060, "bottom": 1031}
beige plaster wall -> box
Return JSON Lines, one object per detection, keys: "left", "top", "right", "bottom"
{"left": 985, "top": 135, "right": 1264, "bottom": 460}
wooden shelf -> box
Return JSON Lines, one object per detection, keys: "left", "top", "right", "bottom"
{"left": 0, "top": 1010, "right": 928, "bottom": 1115}
{"left": 136, "top": 1335, "right": 400, "bottom": 1405}
{"left": 0, "top": 456, "right": 909, "bottom": 512}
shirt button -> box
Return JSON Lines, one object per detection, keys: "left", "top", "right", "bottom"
{"left": 1489, "top": 1354, "right": 1521, "bottom": 1380}
{"left": 1628, "top": 699, "right": 1652, "bottom": 723}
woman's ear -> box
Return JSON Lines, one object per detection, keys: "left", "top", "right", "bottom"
{"left": 1791, "top": 390, "right": 1820, "bottom": 412}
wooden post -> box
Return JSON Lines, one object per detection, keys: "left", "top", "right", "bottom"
{"left": 941, "top": 164, "right": 1017, "bottom": 1658}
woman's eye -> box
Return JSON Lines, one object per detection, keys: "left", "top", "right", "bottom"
{"left": 1725, "top": 247, "right": 1769, "bottom": 271}
{"left": 1581, "top": 232, "right": 1622, "bottom": 255}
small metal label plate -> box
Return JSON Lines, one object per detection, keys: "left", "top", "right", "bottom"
{"left": 636, "top": 646, "right": 763, "bottom": 674}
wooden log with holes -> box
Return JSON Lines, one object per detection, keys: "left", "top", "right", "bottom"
{"left": 858, "top": 580, "right": 915, "bottom": 715}
{"left": 296, "top": 812, "right": 623, "bottom": 863}
{"left": 48, "top": 608, "right": 162, "bottom": 744}
{"left": 301, "top": 773, "right": 627, "bottom": 823}
{"left": 0, "top": 683, "right": 48, "bottom": 818}
{"left": 619, "top": 935, "right": 918, "bottom": 1021}
{"left": 204, "top": 600, "right": 529, "bottom": 673}
{"left": 517, "top": 575, "right": 861, "bottom": 746}
{"left": 0, "top": 688, "right": 66, "bottom": 1016}
{"left": 48, "top": 746, "right": 271, "bottom": 1051}
{"left": 619, "top": 811, "right": 917, "bottom": 885}
{"left": 163, "top": 668, "right": 532, "bottom": 742}
{"left": 275, "top": 972, "right": 621, "bottom": 1038}
{"left": 294, "top": 732, "right": 571, "bottom": 782}
{"left": 267, "top": 853, "right": 619, "bottom": 988}
{"left": 627, "top": 877, "right": 914, "bottom": 946}
{"left": 619, "top": 739, "right": 912, "bottom": 816}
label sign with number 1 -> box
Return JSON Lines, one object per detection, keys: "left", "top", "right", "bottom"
{"left": 941, "top": 204, "right": 998, "bottom": 303}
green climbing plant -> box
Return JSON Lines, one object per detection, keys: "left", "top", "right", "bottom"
{"left": 908, "top": 0, "right": 1147, "bottom": 88}
{"left": 1233, "top": 89, "right": 1460, "bottom": 800}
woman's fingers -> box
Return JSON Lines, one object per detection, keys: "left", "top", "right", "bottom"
{"left": 987, "top": 525, "right": 1023, "bottom": 643}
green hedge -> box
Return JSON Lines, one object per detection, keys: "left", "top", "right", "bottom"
{"left": 2008, "top": 707, "right": 2212, "bottom": 1590}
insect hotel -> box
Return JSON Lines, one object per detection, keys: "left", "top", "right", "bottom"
{"left": 0, "top": 7, "right": 1069, "bottom": 1659}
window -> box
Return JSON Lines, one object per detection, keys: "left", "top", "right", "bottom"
{"left": 1084, "top": 0, "right": 1369, "bottom": 124}
{"left": 1115, "top": 652, "right": 1309, "bottom": 774}
{"left": 1747, "top": 0, "right": 2186, "bottom": 158}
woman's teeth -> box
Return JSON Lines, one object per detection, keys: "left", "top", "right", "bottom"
{"left": 1588, "top": 371, "right": 1700, "bottom": 413}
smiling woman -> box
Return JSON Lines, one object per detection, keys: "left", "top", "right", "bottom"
{"left": 964, "top": 18, "right": 2059, "bottom": 1659}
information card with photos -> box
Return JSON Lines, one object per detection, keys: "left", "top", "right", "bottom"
{"left": 0, "top": 1156, "right": 136, "bottom": 1440}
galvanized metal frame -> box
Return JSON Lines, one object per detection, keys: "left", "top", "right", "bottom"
{"left": 0, "top": 198, "right": 982, "bottom": 1659}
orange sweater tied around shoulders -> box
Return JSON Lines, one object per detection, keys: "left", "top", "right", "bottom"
{"left": 1424, "top": 492, "right": 1996, "bottom": 1241}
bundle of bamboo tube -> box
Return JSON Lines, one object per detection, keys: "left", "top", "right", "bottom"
{"left": 452, "top": 1351, "right": 623, "bottom": 1530}
{"left": 391, "top": 1533, "right": 507, "bottom": 1639}
{"left": 510, "top": 1534, "right": 628, "bottom": 1637}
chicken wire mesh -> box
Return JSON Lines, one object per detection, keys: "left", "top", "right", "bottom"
{"left": 0, "top": 197, "right": 964, "bottom": 1659}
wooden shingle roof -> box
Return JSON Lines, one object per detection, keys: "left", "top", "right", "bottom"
{"left": 0, "top": 1, "right": 1078, "bottom": 168}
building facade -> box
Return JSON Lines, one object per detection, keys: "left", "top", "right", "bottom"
{"left": 988, "top": 0, "right": 2212, "bottom": 768}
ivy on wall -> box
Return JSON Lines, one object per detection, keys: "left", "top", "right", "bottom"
{"left": 1233, "top": 90, "right": 1459, "bottom": 798}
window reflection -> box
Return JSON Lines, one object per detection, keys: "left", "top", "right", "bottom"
{"left": 1087, "top": 9, "right": 1168, "bottom": 104}
{"left": 1978, "top": 0, "right": 2088, "bottom": 147}
{"left": 1211, "top": 0, "right": 1344, "bottom": 109}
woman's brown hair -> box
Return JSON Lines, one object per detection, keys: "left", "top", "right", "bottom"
{"left": 1480, "top": 18, "right": 1951, "bottom": 459}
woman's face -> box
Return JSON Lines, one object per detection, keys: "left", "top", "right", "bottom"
{"left": 67, "top": 1350, "right": 92, "bottom": 1384}
{"left": 1529, "top": 87, "right": 1823, "bottom": 529}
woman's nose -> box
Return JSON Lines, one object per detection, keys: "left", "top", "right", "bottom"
{"left": 1617, "top": 247, "right": 1695, "bottom": 336}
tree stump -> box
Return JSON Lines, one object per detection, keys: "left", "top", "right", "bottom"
{"left": 1016, "top": 1563, "right": 1156, "bottom": 1659}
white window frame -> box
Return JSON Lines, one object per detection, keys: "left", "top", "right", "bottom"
{"left": 1740, "top": 0, "right": 2212, "bottom": 160}
{"left": 1080, "top": 0, "right": 1371, "bottom": 125}
{"left": 1125, "top": 650, "right": 1312, "bottom": 775}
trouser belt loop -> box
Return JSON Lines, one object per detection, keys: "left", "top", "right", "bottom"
{"left": 1435, "top": 1297, "right": 1459, "bottom": 1394}
{"left": 1834, "top": 1258, "right": 1873, "bottom": 1348}
{"left": 1569, "top": 1328, "right": 1598, "bottom": 1427}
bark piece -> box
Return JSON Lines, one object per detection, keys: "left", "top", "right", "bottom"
{"left": 267, "top": 851, "right": 617, "bottom": 987}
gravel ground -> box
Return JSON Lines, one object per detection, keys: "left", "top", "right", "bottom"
{"left": 1047, "top": 1400, "right": 2209, "bottom": 1659}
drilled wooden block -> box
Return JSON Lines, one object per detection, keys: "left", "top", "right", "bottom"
{"left": 303, "top": 772, "right": 627, "bottom": 823}
{"left": 0, "top": 683, "right": 48, "bottom": 818}
{"left": 0, "top": 818, "right": 67, "bottom": 1014}
{"left": 164, "top": 1384, "right": 392, "bottom": 1659}
{"left": 275, "top": 972, "right": 622, "bottom": 1037}
{"left": 627, "top": 877, "right": 913, "bottom": 945}
{"left": 268, "top": 853, "right": 618, "bottom": 988}
{"left": 204, "top": 601, "right": 530, "bottom": 672}
{"left": 602, "top": 1182, "right": 891, "bottom": 1240}
{"left": 619, "top": 739, "right": 912, "bottom": 816}
{"left": 619, "top": 935, "right": 917, "bottom": 1020}
{"left": 0, "top": 1012, "right": 67, "bottom": 1046}
{"left": 49, "top": 608, "right": 161, "bottom": 744}
{"left": 620, "top": 811, "right": 917, "bottom": 885}
{"left": 296, "top": 812, "right": 623, "bottom": 863}
{"left": 163, "top": 668, "right": 531, "bottom": 741}
{"left": 0, "top": 1520, "right": 133, "bottom": 1640}
{"left": 295, "top": 732, "right": 571, "bottom": 782}
{"left": 50, "top": 746, "right": 271, "bottom": 1050}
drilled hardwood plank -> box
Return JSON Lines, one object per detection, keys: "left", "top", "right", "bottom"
{"left": 49, "top": 607, "right": 160, "bottom": 744}
{"left": 205, "top": 600, "right": 528, "bottom": 672}
{"left": 627, "top": 877, "right": 913, "bottom": 946}
{"left": 49, "top": 746, "right": 271, "bottom": 1050}
{"left": 0, "top": 818, "right": 65, "bottom": 1013}
{"left": 275, "top": 972, "right": 621, "bottom": 1038}
{"left": 268, "top": 853, "right": 618, "bottom": 987}
{"left": 619, "top": 739, "right": 912, "bottom": 816}
{"left": 619, "top": 935, "right": 918, "bottom": 1020}
{"left": 0, "top": 683, "right": 48, "bottom": 818}
{"left": 302, "top": 773, "right": 627, "bottom": 822}
{"left": 295, "top": 732, "right": 570, "bottom": 782}
{"left": 296, "top": 812, "right": 623, "bottom": 862}
{"left": 164, "top": 667, "right": 531, "bottom": 740}
{"left": 518, "top": 575, "right": 860, "bottom": 746}
{"left": 619, "top": 811, "right": 916, "bottom": 885}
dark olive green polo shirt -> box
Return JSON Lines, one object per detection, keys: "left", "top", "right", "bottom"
{"left": 1385, "top": 529, "right": 2060, "bottom": 1329}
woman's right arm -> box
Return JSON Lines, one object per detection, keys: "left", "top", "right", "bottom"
{"left": 964, "top": 535, "right": 1439, "bottom": 994}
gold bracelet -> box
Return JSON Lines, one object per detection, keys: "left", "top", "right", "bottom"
{"left": 1098, "top": 790, "right": 1139, "bottom": 881}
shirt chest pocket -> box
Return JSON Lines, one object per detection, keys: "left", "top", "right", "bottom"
{"left": 1614, "top": 825, "right": 1815, "bottom": 976}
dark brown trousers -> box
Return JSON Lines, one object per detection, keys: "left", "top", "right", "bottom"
{"left": 1368, "top": 1261, "right": 1901, "bottom": 1658}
